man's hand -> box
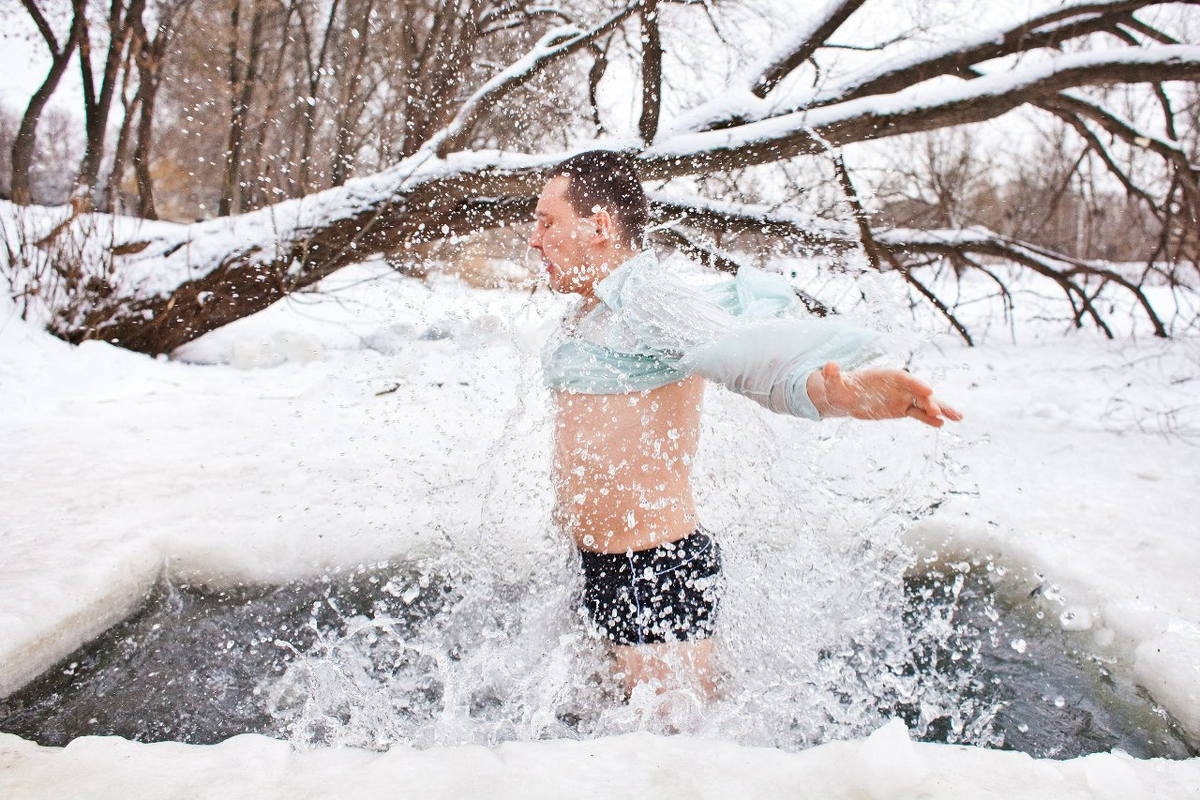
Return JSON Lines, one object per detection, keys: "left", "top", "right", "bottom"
{"left": 807, "top": 362, "right": 963, "bottom": 428}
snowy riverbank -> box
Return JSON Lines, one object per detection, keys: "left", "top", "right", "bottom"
{"left": 1, "top": 261, "right": 1197, "bottom": 797}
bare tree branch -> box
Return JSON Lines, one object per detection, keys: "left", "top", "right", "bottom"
{"left": 20, "top": 0, "right": 62, "bottom": 52}
{"left": 645, "top": 47, "right": 1200, "bottom": 177}
{"left": 831, "top": 153, "right": 880, "bottom": 271}
{"left": 651, "top": 226, "right": 832, "bottom": 315}
{"left": 1039, "top": 92, "right": 1200, "bottom": 220}
{"left": 883, "top": 250, "right": 975, "bottom": 345}
{"left": 1054, "top": 109, "right": 1161, "bottom": 213}
{"left": 876, "top": 229, "right": 1168, "bottom": 337}
{"left": 433, "top": 2, "right": 643, "bottom": 157}
{"left": 682, "top": 0, "right": 1179, "bottom": 134}
{"left": 1120, "top": 14, "right": 1182, "bottom": 44}
{"left": 651, "top": 195, "right": 1169, "bottom": 340}
{"left": 750, "top": 0, "right": 868, "bottom": 98}
{"left": 11, "top": 0, "right": 88, "bottom": 205}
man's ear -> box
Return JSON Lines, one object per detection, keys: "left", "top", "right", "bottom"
{"left": 592, "top": 208, "right": 614, "bottom": 243}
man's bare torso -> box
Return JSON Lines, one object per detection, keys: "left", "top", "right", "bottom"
{"left": 553, "top": 376, "right": 705, "bottom": 553}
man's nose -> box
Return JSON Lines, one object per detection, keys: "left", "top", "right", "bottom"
{"left": 529, "top": 226, "right": 542, "bottom": 250}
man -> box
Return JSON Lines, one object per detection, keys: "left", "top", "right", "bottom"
{"left": 529, "top": 150, "right": 961, "bottom": 699}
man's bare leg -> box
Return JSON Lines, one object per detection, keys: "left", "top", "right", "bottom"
{"left": 612, "top": 639, "right": 717, "bottom": 700}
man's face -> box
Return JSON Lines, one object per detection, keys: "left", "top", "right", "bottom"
{"left": 530, "top": 175, "right": 601, "bottom": 295}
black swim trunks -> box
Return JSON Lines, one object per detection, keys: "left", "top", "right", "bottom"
{"left": 579, "top": 529, "right": 721, "bottom": 646}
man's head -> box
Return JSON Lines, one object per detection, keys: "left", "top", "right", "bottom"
{"left": 530, "top": 150, "right": 649, "bottom": 295}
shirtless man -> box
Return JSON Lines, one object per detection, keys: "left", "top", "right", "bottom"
{"left": 530, "top": 151, "right": 961, "bottom": 698}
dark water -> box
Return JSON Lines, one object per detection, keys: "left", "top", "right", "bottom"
{"left": 0, "top": 563, "right": 454, "bottom": 746}
{"left": 900, "top": 566, "right": 1195, "bottom": 759}
{"left": 1, "top": 559, "right": 1194, "bottom": 759}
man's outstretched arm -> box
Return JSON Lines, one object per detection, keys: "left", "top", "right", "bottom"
{"left": 805, "top": 362, "right": 963, "bottom": 428}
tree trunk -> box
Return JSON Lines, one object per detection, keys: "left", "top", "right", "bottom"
{"left": 294, "top": 0, "right": 341, "bottom": 196}
{"left": 637, "top": 0, "right": 661, "bottom": 144}
{"left": 331, "top": 0, "right": 375, "bottom": 187}
{"left": 10, "top": 0, "right": 87, "bottom": 206}
{"left": 130, "top": 0, "right": 191, "bottom": 220}
{"left": 219, "top": 0, "right": 265, "bottom": 216}
{"left": 74, "top": 0, "right": 146, "bottom": 210}
{"left": 244, "top": 0, "right": 296, "bottom": 209}
{"left": 103, "top": 49, "right": 140, "bottom": 213}
{"left": 132, "top": 86, "right": 158, "bottom": 218}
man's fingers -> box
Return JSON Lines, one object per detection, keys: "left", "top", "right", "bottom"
{"left": 906, "top": 404, "right": 945, "bottom": 427}
{"left": 826, "top": 364, "right": 961, "bottom": 425}
{"left": 920, "top": 396, "right": 963, "bottom": 423}
{"left": 909, "top": 396, "right": 962, "bottom": 426}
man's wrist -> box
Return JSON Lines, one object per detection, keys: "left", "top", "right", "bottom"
{"left": 806, "top": 369, "right": 831, "bottom": 419}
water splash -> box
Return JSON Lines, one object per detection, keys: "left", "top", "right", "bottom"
{"left": 263, "top": 357, "right": 999, "bottom": 751}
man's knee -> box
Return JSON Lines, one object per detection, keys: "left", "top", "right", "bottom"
{"left": 612, "top": 640, "right": 716, "bottom": 698}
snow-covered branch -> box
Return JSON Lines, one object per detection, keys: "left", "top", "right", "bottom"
{"left": 647, "top": 191, "right": 858, "bottom": 249}
{"left": 749, "top": 0, "right": 868, "bottom": 98}
{"left": 433, "top": 2, "right": 642, "bottom": 157}
{"left": 674, "top": 0, "right": 1189, "bottom": 135}
{"left": 646, "top": 46, "right": 1200, "bottom": 175}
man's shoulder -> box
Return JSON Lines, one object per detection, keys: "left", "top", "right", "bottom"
{"left": 595, "top": 250, "right": 670, "bottom": 306}
{"left": 609, "top": 249, "right": 662, "bottom": 283}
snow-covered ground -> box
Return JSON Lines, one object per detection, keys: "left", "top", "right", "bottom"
{"left": 1, "top": 257, "right": 1198, "bottom": 798}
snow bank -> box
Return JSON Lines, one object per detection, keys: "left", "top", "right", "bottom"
{"left": 2, "top": 721, "right": 1197, "bottom": 800}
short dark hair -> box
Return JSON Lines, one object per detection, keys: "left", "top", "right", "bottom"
{"left": 549, "top": 150, "right": 649, "bottom": 249}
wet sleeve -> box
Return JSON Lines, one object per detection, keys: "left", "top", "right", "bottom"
{"left": 612, "top": 271, "right": 883, "bottom": 420}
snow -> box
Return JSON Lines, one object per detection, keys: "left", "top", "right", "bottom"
{"left": 2, "top": 720, "right": 1197, "bottom": 800}
{"left": 1, "top": 256, "right": 1199, "bottom": 797}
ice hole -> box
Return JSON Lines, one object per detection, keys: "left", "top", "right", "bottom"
{"left": 1, "top": 554, "right": 1194, "bottom": 760}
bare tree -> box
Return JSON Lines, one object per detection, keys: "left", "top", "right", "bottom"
{"left": 328, "top": 0, "right": 376, "bottom": 187}
{"left": 126, "top": 0, "right": 194, "bottom": 218}
{"left": 11, "top": 0, "right": 1200, "bottom": 352}
{"left": 10, "top": 0, "right": 88, "bottom": 206}
{"left": 218, "top": 0, "right": 267, "bottom": 215}
{"left": 73, "top": 0, "right": 146, "bottom": 210}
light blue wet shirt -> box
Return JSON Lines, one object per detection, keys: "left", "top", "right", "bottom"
{"left": 542, "top": 250, "right": 882, "bottom": 420}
